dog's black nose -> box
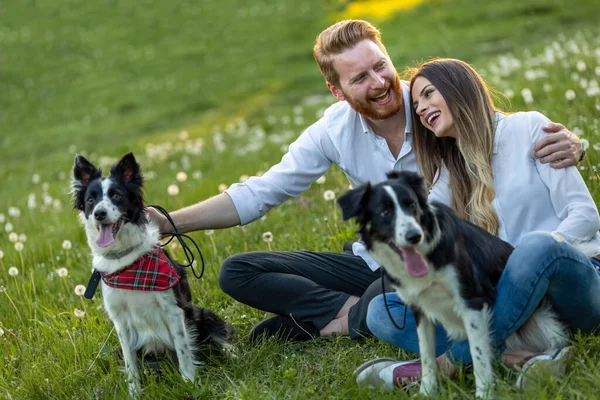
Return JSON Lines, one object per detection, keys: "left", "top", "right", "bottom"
{"left": 405, "top": 230, "right": 422, "bottom": 244}
{"left": 94, "top": 209, "right": 107, "bottom": 221}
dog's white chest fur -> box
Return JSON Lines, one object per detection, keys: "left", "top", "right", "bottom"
{"left": 102, "top": 284, "right": 179, "bottom": 353}
{"left": 372, "top": 243, "right": 469, "bottom": 340}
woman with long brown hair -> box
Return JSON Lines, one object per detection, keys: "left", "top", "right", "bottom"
{"left": 356, "top": 58, "right": 600, "bottom": 391}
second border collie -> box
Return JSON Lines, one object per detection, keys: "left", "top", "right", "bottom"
{"left": 338, "top": 171, "right": 566, "bottom": 398}
{"left": 72, "top": 153, "right": 233, "bottom": 397}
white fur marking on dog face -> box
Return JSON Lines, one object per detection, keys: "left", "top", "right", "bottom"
{"left": 382, "top": 185, "right": 423, "bottom": 246}
{"left": 93, "top": 178, "right": 123, "bottom": 224}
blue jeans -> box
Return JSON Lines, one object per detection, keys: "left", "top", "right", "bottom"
{"left": 366, "top": 232, "right": 600, "bottom": 366}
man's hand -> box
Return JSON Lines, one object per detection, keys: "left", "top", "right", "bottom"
{"left": 533, "top": 122, "right": 583, "bottom": 169}
{"left": 146, "top": 207, "right": 175, "bottom": 236}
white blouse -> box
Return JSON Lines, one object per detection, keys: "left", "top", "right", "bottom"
{"left": 429, "top": 111, "right": 600, "bottom": 248}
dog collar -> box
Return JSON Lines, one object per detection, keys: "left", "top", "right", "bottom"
{"left": 103, "top": 243, "right": 143, "bottom": 260}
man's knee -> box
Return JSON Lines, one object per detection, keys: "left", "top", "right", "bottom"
{"left": 218, "top": 254, "right": 248, "bottom": 295}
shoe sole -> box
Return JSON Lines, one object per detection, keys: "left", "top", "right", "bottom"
{"left": 353, "top": 358, "right": 399, "bottom": 380}
{"left": 516, "top": 346, "right": 575, "bottom": 390}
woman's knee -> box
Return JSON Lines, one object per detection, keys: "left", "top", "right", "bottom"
{"left": 505, "top": 232, "right": 563, "bottom": 278}
{"left": 366, "top": 294, "right": 387, "bottom": 336}
{"left": 366, "top": 294, "right": 405, "bottom": 341}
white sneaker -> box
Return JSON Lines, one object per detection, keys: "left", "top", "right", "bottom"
{"left": 353, "top": 358, "right": 421, "bottom": 391}
{"left": 516, "top": 346, "right": 574, "bottom": 390}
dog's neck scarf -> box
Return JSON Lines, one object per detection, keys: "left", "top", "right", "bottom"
{"left": 100, "top": 246, "right": 180, "bottom": 291}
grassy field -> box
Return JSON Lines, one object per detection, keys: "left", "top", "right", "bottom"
{"left": 1, "top": 0, "right": 600, "bottom": 398}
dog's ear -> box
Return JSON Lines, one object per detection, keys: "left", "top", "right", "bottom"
{"left": 72, "top": 155, "right": 101, "bottom": 210}
{"left": 72, "top": 155, "right": 102, "bottom": 210}
{"left": 337, "top": 183, "right": 371, "bottom": 221}
{"left": 111, "top": 153, "right": 143, "bottom": 186}
{"left": 388, "top": 171, "right": 428, "bottom": 204}
{"left": 73, "top": 155, "right": 101, "bottom": 187}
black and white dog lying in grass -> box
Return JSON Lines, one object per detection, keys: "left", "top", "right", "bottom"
{"left": 72, "top": 153, "right": 233, "bottom": 397}
{"left": 338, "top": 171, "right": 566, "bottom": 398}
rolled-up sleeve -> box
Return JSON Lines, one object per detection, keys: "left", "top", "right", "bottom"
{"left": 226, "top": 119, "right": 337, "bottom": 225}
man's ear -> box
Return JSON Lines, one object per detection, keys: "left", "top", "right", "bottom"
{"left": 327, "top": 82, "right": 346, "bottom": 102}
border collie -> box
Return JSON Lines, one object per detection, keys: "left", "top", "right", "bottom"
{"left": 72, "top": 153, "right": 233, "bottom": 397}
{"left": 338, "top": 171, "right": 566, "bottom": 398}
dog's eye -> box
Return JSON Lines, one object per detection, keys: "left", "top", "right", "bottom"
{"left": 380, "top": 208, "right": 390, "bottom": 217}
{"left": 86, "top": 197, "right": 94, "bottom": 204}
{"left": 112, "top": 193, "right": 121, "bottom": 200}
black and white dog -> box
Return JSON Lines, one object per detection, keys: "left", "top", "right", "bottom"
{"left": 338, "top": 171, "right": 566, "bottom": 398}
{"left": 72, "top": 153, "right": 233, "bottom": 397}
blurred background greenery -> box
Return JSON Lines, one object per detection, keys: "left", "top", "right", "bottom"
{"left": 1, "top": 1, "right": 600, "bottom": 398}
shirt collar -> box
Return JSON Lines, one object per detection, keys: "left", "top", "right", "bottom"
{"left": 359, "top": 80, "right": 413, "bottom": 138}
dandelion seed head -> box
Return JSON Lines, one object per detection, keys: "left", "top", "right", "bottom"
{"left": 0, "top": 249, "right": 3, "bottom": 259}
{"left": 176, "top": 172, "right": 188, "bottom": 182}
{"left": 32, "top": 174, "right": 40, "bottom": 184}
{"left": 179, "top": 130, "right": 189, "bottom": 140}
{"left": 74, "top": 285, "right": 86, "bottom": 296}
{"left": 8, "top": 267, "right": 19, "bottom": 276}
{"left": 503, "top": 89, "right": 514, "bottom": 99}
{"left": 14, "top": 242, "right": 24, "bottom": 252}
{"left": 218, "top": 183, "right": 228, "bottom": 193}
{"left": 543, "top": 83, "right": 552, "bottom": 92}
{"left": 323, "top": 190, "right": 336, "bottom": 201}
{"left": 62, "top": 240, "right": 72, "bottom": 250}
{"left": 167, "top": 184, "right": 180, "bottom": 196}
{"left": 18, "top": 234, "right": 27, "bottom": 243}
{"left": 8, "top": 207, "right": 20, "bottom": 218}
{"left": 74, "top": 308, "right": 86, "bottom": 318}
{"left": 565, "top": 89, "right": 576, "bottom": 101}
{"left": 262, "top": 231, "right": 273, "bottom": 243}
{"left": 316, "top": 176, "right": 326, "bottom": 185}
{"left": 8, "top": 232, "right": 18, "bottom": 242}
{"left": 239, "top": 174, "right": 249, "bottom": 183}
{"left": 520, "top": 88, "right": 533, "bottom": 104}
{"left": 204, "top": 230, "right": 214, "bottom": 236}
{"left": 581, "top": 138, "right": 589, "bottom": 151}
{"left": 57, "top": 267, "right": 68, "bottom": 277}
{"left": 0, "top": 214, "right": 4, "bottom": 223}
{"left": 576, "top": 60, "right": 587, "bottom": 71}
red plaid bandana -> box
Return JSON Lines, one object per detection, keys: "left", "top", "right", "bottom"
{"left": 100, "top": 246, "right": 180, "bottom": 291}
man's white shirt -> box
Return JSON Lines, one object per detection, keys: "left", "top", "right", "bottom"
{"left": 226, "top": 82, "right": 417, "bottom": 270}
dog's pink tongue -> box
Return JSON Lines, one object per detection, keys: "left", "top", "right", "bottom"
{"left": 401, "top": 247, "right": 429, "bottom": 277}
{"left": 96, "top": 224, "right": 115, "bottom": 248}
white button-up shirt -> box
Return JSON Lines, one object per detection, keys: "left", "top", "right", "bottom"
{"left": 226, "top": 82, "right": 416, "bottom": 270}
{"left": 430, "top": 111, "right": 600, "bottom": 248}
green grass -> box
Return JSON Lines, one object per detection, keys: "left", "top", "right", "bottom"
{"left": 1, "top": 0, "right": 600, "bottom": 398}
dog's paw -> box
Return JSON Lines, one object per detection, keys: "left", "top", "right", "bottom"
{"left": 128, "top": 381, "right": 142, "bottom": 399}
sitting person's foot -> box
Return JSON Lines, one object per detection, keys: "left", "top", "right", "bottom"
{"left": 248, "top": 315, "right": 320, "bottom": 343}
{"left": 354, "top": 358, "right": 421, "bottom": 391}
{"left": 516, "top": 346, "right": 574, "bottom": 390}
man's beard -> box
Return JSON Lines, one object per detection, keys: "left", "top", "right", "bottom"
{"left": 344, "top": 75, "right": 403, "bottom": 121}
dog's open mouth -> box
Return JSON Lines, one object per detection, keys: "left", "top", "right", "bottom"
{"left": 387, "top": 239, "right": 429, "bottom": 278}
{"left": 96, "top": 218, "right": 123, "bottom": 248}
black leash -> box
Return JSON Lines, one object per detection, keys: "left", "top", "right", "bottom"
{"left": 381, "top": 268, "right": 408, "bottom": 330}
{"left": 84, "top": 205, "right": 206, "bottom": 299}
{"left": 147, "top": 204, "right": 205, "bottom": 280}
